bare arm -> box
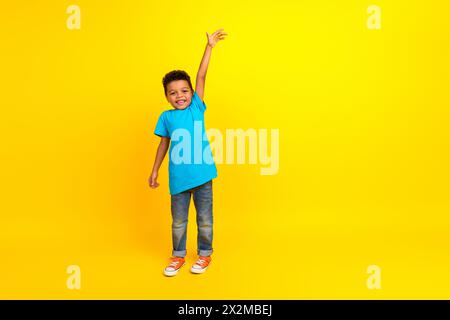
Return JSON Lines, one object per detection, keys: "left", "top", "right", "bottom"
{"left": 195, "top": 28, "right": 228, "bottom": 101}
{"left": 149, "top": 137, "right": 170, "bottom": 188}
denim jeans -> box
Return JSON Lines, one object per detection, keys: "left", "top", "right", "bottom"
{"left": 170, "top": 180, "right": 213, "bottom": 257}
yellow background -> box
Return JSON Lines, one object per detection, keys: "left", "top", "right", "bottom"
{"left": 1, "top": 0, "right": 449, "bottom": 299}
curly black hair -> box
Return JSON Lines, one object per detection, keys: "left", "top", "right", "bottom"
{"left": 162, "top": 70, "right": 194, "bottom": 96}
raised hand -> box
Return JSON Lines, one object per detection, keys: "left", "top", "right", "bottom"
{"left": 206, "top": 28, "right": 228, "bottom": 48}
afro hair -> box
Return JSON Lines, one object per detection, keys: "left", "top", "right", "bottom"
{"left": 162, "top": 70, "right": 194, "bottom": 96}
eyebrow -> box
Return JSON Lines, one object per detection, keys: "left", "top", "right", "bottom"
{"left": 169, "top": 87, "right": 190, "bottom": 92}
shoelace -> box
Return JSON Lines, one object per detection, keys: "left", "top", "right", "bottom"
{"left": 195, "top": 259, "right": 207, "bottom": 267}
{"left": 169, "top": 259, "right": 182, "bottom": 267}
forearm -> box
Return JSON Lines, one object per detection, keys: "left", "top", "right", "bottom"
{"left": 152, "top": 140, "right": 169, "bottom": 173}
{"left": 197, "top": 43, "right": 213, "bottom": 81}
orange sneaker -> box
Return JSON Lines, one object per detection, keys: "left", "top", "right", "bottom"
{"left": 190, "top": 256, "right": 212, "bottom": 274}
{"left": 164, "top": 256, "right": 185, "bottom": 276}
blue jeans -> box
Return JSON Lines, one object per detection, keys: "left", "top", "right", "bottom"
{"left": 170, "top": 180, "right": 213, "bottom": 257}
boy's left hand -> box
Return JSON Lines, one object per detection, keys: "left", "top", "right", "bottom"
{"left": 206, "top": 28, "right": 228, "bottom": 48}
{"left": 149, "top": 171, "right": 160, "bottom": 188}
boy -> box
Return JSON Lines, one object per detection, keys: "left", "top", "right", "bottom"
{"left": 149, "top": 29, "right": 227, "bottom": 276}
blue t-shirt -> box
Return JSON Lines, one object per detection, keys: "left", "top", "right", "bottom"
{"left": 154, "top": 91, "right": 218, "bottom": 195}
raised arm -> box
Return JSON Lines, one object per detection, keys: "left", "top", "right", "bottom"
{"left": 195, "top": 28, "right": 228, "bottom": 101}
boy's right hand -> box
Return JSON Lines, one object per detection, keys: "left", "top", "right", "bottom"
{"left": 149, "top": 171, "right": 160, "bottom": 188}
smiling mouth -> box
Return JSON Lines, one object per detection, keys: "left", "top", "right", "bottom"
{"left": 176, "top": 100, "right": 186, "bottom": 105}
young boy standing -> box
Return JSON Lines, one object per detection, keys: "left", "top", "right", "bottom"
{"left": 149, "top": 29, "right": 227, "bottom": 276}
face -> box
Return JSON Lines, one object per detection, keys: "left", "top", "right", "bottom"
{"left": 165, "top": 80, "right": 193, "bottom": 110}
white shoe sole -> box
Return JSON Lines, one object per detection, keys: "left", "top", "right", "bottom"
{"left": 164, "top": 262, "right": 185, "bottom": 277}
{"left": 190, "top": 262, "right": 211, "bottom": 274}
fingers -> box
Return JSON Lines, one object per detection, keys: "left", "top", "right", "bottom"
{"left": 212, "top": 28, "right": 225, "bottom": 35}
{"left": 149, "top": 177, "right": 159, "bottom": 188}
{"left": 211, "top": 29, "right": 227, "bottom": 37}
{"left": 150, "top": 182, "right": 159, "bottom": 188}
{"left": 212, "top": 33, "right": 227, "bottom": 42}
{"left": 208, "top": 28, "right": 228, "bottom": 45}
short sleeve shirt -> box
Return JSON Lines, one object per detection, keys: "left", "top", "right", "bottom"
{"left": 154, "top": 91, "right": 218, "bottom": 195}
